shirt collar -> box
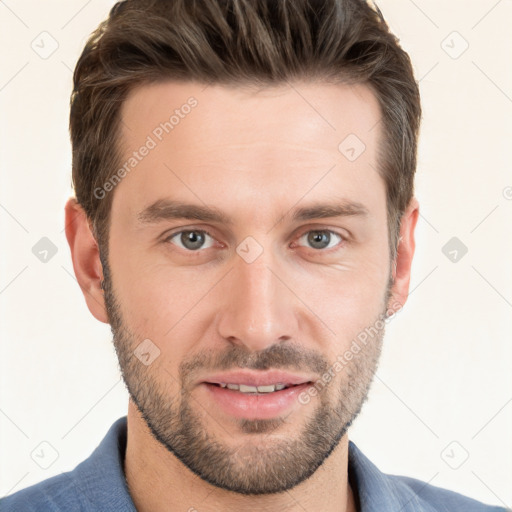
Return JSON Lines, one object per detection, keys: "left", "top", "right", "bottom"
{"left": 348, "top": 440, "right": 438, "bottom": 512}
{"left": 72, "top": 416, "right": 136, "bottom": 511}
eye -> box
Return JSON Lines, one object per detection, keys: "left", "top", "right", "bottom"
{"left": 296, "top": 230, "right": 344, "bottom": 251}
{"left": 165, "top": 230, "right": 216, "bottom": 251}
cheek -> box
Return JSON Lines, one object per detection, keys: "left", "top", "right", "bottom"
{"left": 110, "top": 254, "right": 216, "bottom": 348}
{"left": 305, "top": 278, "right": 387, "bottom": 356}
{"left": 293, "top": 257, "right": 389, "bottom": 363}
{"left": 297, "top": 241, "right": 390, "bottom": 310}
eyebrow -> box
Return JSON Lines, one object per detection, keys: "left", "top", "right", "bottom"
{"left": 136, "top": 198, "right": 369, "bottom": 226}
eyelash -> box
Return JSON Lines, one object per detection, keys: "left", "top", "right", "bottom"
{"left": 162, "top": 228, "right": 346, "bottom": 253}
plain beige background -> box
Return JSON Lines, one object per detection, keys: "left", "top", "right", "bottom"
{"left": 1, "top": 0, "right": 511, "bottom": 507}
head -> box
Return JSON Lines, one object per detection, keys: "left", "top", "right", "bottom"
{"left": 65, "top": 0, "right": 420, "bottom": 496}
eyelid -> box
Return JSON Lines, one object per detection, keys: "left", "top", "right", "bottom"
{"left": 162, "top": 227, "right": 215, "bottom": 240}
{"left": 293, "top": 228, "right": 347, "bottom": 251}
{"left": 295, "top": 225, "right": 348, "bottom": 239}
{"left": 162, "top": 227, "right": 218, "bottom": 247}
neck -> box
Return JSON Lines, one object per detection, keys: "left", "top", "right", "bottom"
{"left": 124, "top": 400, "right": 357, "bottom": 512}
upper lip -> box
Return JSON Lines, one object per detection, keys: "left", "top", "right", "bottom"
{"left": 201, "top": 370, "right": 315, "bottom": 387}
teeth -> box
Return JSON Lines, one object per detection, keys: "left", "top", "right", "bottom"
{"left": 256, "top": 384, "right": 276, "bottom": 393}
{"left": 218, "top": 383, "right": 289, "bottom": 393}
{"left": 239, "top": 384, "right": 258, "bottom": 393}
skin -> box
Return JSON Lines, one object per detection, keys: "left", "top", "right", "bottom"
{"left": 65, "top": 80, "right": 419, "bottom": 512}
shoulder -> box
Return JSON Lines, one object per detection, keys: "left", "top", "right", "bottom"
{"left": 0, "top": 417, "right": 134, "bottom": 512}
{"left": 348, "top": 441, "right": 509, "bottom": 512}
{"left": 387, "top": 473, "right": 508, "bottom": 512}
{"left": 0, "top": 470, "right": 86, "bottom": 512}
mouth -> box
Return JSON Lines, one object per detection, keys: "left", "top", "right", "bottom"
{"left": 198, "top": 371, "right": 316, "bottom": 420}
{"left": 205, "top": 382, "right": 311, "bottom": 394}
{"left": 201, "top": 369, "right": 315, "bottom": 392}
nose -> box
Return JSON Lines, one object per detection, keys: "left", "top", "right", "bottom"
{"left": 216, "top": 248, "right": 299, "bottom": 352}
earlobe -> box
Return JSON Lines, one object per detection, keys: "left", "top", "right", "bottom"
{"left": 64, "top": 197, "right": 109, "bottom": 324}
{"left": 388, "top": 197, "right": 419, "bottom": 311}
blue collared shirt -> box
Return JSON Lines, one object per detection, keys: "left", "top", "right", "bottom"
{"left": 1, "top": 417, "right": 507, "bottom": 511}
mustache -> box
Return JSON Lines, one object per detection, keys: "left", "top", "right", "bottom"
{"left": 179, "top": 342, "right": 329, "bottom": 383}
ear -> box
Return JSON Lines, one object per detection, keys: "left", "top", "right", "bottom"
{"left": 64, "top": 197, "right": 109, "bottom": 323}
{"left": 388, "top": 197, "right": 419, "bottom": 311}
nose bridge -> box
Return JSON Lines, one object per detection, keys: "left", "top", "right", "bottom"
{"left": 217, "top": 243, "right": 296, "bottom": 350}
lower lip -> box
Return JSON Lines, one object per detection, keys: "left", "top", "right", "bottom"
{"left": 201, "top": 383, "right": 312, "bottom": 420}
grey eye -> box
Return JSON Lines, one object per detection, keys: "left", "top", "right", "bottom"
{"left": 298, "top": 230, "right": 342, "bottom": 250}
{"left": 169, "top": 230, "right": 215, "bottom": 251}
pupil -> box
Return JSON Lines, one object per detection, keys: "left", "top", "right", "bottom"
{"left": 308, "top": 231, "right": 329, "bottom": 249}
{"left": 182, "top": 231, "right": 204, "bottom": 250}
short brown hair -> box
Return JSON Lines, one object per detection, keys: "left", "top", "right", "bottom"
{"left": 70, "top": 0, "right": 421, "bottom": 261}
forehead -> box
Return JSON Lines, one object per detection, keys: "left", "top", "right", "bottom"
{"left": 114, "top": 80, "right": 384, "bottom": 226}
{"left": 120, "top": 79, "right": 380, "bottom": 151}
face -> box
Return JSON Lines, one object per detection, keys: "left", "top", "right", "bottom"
{"left": 102, "top": 80, "right": 396, "bottom": 494}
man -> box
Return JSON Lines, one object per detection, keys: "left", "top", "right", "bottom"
{"left": 1, "top": 0, "right": 507, "bottom": 511}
